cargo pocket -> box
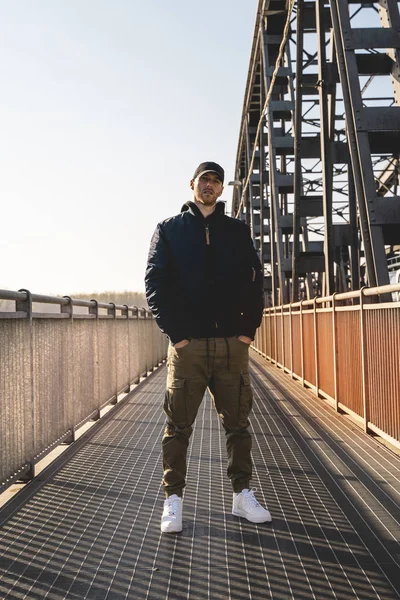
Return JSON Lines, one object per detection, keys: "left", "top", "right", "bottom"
{"left": 238, "top": 373, "right": 253, "bottom": 427}
{"left": 164, "top": 377, "right": 187, "bottom": 427}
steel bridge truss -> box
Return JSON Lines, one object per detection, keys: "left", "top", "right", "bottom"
{"left": 233, "top": 0, "right": 400, "bottom": 304}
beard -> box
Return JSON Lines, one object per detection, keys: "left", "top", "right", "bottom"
{"left": 196, "top": 190, "right": 216, "bottom": 205}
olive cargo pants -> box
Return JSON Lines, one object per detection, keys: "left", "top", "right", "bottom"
{"left": 162, "top": 337, "right": 253, "bottom": 497}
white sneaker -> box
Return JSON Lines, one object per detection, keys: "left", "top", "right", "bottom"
{"left": 232, "top": 489, "right": 272, "bottom": 523}
{"left": 161, "top": 494, "right": 183, "bottom": 533}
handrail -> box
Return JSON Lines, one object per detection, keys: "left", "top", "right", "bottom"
{"left": 254, "top": 281, "right": 400, "bottom": 451}
{"left": 0, "top": 287, "right": 167, "bottom": 494}
{"left": 263, "top": 281, "right": 400, "bottom": 312}
{"left": 0, "top": 288, "right": 152, "bottom": 318}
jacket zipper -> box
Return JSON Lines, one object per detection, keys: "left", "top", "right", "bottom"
{"left": 205, "top": 224, "right": 210, "bottom": 245}
{"left": 205, "top": 223, "right": 215, "bottom": 326}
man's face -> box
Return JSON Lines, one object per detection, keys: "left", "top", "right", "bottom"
{"left": 190, "top": 172, "right": 224, "bottom": 206}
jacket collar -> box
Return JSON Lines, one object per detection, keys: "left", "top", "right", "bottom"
{"left": 180, "top": 200, "right": 225, "bottom": 218}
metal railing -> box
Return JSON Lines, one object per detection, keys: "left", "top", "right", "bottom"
{"left": 253, "top": 283, "right": 400, "bottom": 450}
{"left": 0, "top": 289, "right": 168, "bottom": 492}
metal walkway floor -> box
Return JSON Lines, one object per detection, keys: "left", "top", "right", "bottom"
{"left": 1, "top": 352, "right": 400, "bottom": 599}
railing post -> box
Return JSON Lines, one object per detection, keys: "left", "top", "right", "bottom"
{"left": 268, "top": 307, "right": 272, "bottom": 361}
{"left": 142, "top": 308, "right": 148, "bottom": 377}
{"left": 62, "top": 296, "right": 75, "bottom": 442}
{"left": 263, "top": 310, "right": 267, "bottom": 357}
{"left": 108, "top": 302, "right": 118, "bottom": 404}
{"left": 148, "top": 311, "right": 154, "bottom": 372}
{"left": 274, "top": 305, "right": 278, "bottom": 367}
{"left": 360, "top": 287, "right": 370, "bottom": 433}
{"left": 17, "top": 289, "right": 35, "bottom": 480}
{"left": 124, "top": 304, "right": 131, "bottom": 391}
{"left": 332, "top": 293, "right": 339, "bottom": 412}
{"left": 262, "top": 310, "right": 265, "bottom": 356}
{"left": 289, "top": 302, "right": 293, "bottom": 378}
{"left": 132, "top": 307, "right": 140, "bottom": 384}
{"left": 281, "top": 304, "right": 285, "bottom": 370}
{"left": 314, "top": 296, "right": 319, "bottom": 396}
{"left": 300, "top": 299, "right": 305, "bottom": 386}
{"left": 90, "top": 299, "right": 101, "bottom": 420}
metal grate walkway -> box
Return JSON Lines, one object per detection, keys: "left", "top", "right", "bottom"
{"left": 0, "top": 352, "right": 400, "bottom": 599}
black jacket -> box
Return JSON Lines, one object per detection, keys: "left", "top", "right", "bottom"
{"left": 145, "top": 201, "right": 264, "bottom": 344}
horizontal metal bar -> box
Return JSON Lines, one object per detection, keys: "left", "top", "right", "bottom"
{"left": 370, "top": 196, "right": 400, "bottom": 225}
{"left": 0, "top": 311, "right": 147, "bottom": 321}
{"left": 0, "top": 289, "right": 30, "bottom": 301}
{"left": 68, "top": 298, "right": 95, "bottom": 308}
{"left": 356, "top": 52, "right": 393, "bottom": 76}
{"left": 32, "top": 313, "right": 71, "bottom": 319}
{"left": 362, "top": 107, "right": 400, "bottom": 132}
{"left": 349, "top": 28, "right": 400, "bottom": 50}
{"left": 32, "top": 293, "right": 70, "bottom": 305}
{"left": 0, "top": 288, "right": 151, "bottom": 318}
{"left": 299, "top": 196, "right": 323, "bottom": 217}
{"left": 363, "top": 300, "right": 400, "bottom": 309}
{"left": 335, "top": 289, "right": 367, "bottom": 300}
{"left": 334, "top": 305, "right": 359, "bottom": 312}
{"left": 263, "top": 281, "right": 400, "bottom": 311}
{"left": 363, "top": 283, "right": 400, "bottom": 296}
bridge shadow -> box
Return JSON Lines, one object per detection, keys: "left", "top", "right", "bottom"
{"left": 0, "top": 356, "right": 399, "bottom": 599}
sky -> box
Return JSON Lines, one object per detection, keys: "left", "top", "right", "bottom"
{"left": 0, "top": 1, "right": 258, "bottom": 296}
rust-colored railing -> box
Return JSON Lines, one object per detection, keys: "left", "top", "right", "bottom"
{"left": 253, "top": 284, "right": 400, "bottom": 450}
{"left": 0, "top": 289, "right": 168, "bottom": 492}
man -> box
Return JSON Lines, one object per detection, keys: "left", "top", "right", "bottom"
{"left": 145, "top": 161, "right": 272, "bottom": 533}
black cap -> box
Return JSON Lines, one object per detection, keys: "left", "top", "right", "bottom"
{"left": 192, "top": 161, "right": 224, "bottom": 183}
